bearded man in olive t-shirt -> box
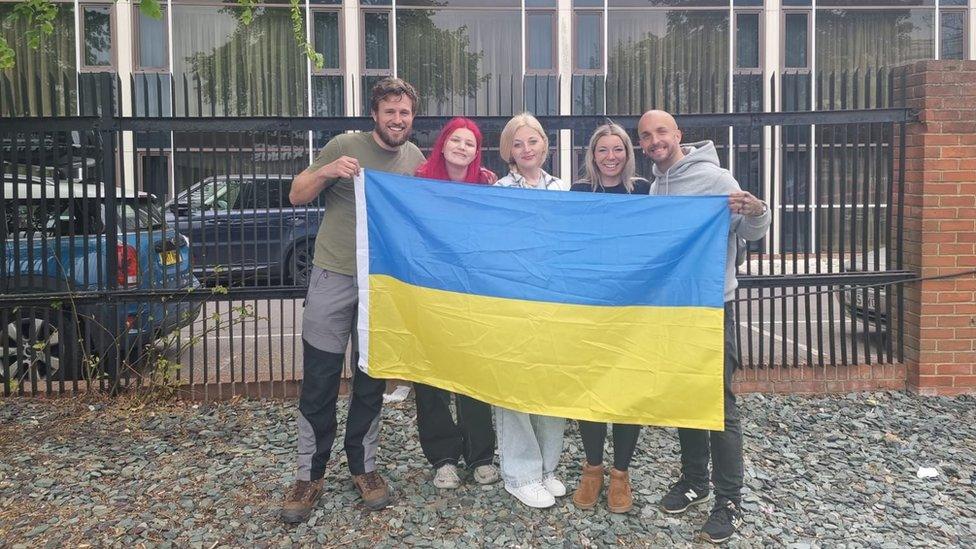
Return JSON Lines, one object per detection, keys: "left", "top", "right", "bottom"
{"left": 280, "top": 78, "right": 425, "bottom": 524}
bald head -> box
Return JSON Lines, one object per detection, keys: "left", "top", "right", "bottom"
{"left": 637, "top": 109, "right": 683, "bottom": 171}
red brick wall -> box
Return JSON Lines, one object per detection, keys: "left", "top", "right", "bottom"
{"left": 896, "top": 60, "right": 976, "bottom": 396}
{"left": 733, "top": 363, "right": 907, "bottom": 394}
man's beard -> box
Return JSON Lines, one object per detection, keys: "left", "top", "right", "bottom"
{"left": 375, "top": 124, "right": 411, "bottom": 148}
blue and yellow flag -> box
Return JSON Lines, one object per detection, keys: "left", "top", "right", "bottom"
{"left": 355, "top": 170, "right": 730, "bottom": 430}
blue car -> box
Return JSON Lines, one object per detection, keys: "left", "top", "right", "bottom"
{"left": 166, "top": 174, "right": 324, "bottom": 286}
{"left": 1, "top": 177, "right": 202, "bottom": 383}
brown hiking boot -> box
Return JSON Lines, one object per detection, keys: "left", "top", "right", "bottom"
{"left": 607, "top": 467, "right": 633, "bottom": 513}
{"left": 352, "top": 471, "right": 392, "bottom": 511}
{"left": 280, "top": 478, "right": 324, "bottom": 524}
{"left": 572, "top": 462, "right": 604, "bottom": 510}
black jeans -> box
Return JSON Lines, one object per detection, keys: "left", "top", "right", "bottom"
{"left": 579, "top": 421, "right": 641, "bottom": 471}
{"left": 676, "top": 301, "right": 744, "bottom": 503}
{"left": 414, "top": 383, "right": 496, "bottom": 469}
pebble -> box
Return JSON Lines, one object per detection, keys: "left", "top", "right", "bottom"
{"left": 1, "top": 392, "right": 973, "bottom": 546}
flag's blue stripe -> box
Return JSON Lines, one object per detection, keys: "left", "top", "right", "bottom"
{"left": 365, "top": 170, "right": 730, "bottom": 308}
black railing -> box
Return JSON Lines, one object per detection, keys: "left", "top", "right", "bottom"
{"left": 1, "top": 72, "right": 914, "bottom": 398}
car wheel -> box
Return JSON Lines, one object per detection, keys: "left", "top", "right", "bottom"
{"left": 0, "top": 308, "right": 80, "bottom": 384}
{"left": 288, "top": 240, "right": 315, "bottom": 287}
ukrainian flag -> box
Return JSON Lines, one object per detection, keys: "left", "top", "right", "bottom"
{"left": 355, "top": 170, "right": 730, "bottom": 430}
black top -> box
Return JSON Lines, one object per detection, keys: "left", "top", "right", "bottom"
{"left": 570, "top": 179, "right": 651, "bottom": 194}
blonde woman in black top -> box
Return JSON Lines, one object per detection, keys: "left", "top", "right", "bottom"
{"left": 570, "top": 122, "right": 648, "bottom": 514}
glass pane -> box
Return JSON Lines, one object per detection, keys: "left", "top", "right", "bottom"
{"left": 941, "top": 0, "right": 967, "bottom": 5}
{"left": 576, "top": 13, "right": 601, "bottom": 71}
{"left": 940, "top": 11, "right": 965, "bottom": 60}
{"left": 360, "top": 0, "right": 390, "bottom": 5}
{"left": 607, "top": 10, "right": 729, "bottom": 114}
{"left": 140, "top": 155, "right": 170, "bottom": 199}
{"left": 527, "top": 13, "right": 554, "bottom": 71}
{"left": 527, "top": 0, "right": 557, "bottom": 6}
{"left": 312, "top": 75, "right": 345, "bottom": 116}
{"left": 133, "top": 72, "right": 173, "bottom": 116}
{"left": 313, "top": 11, "right": 341, "bottom": 69}
{"left": 816, "top": 9, "right": 934, "bottom": 73}
{"left": 574, "top": 0, "right": 603, "bottom": 6}
{"left": 138, "top": 9, "right": 167, "bottom": 68}
{"left": 784, "top": 13, "right": 808, "bottom": 68}
{"left": 0, "top": 4, "right": 77, "bottom": 115}
{"left": 171, "top": 6, "right": 308, "bottom": 116}
{"left": 736, "top": 13, "right": 760, "bottom": 69}
{"left": 364, "top": 12, "right": 391, "bottom": 69}
{"left": 84, "top": 6, "right": 113, "bottom": 67}
{"left": 396, "top": 8, "right": 522, "bottom": 116}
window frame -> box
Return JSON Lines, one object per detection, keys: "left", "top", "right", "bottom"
{"left": 781, "top": 9, "right": 812, "bottom": 71}
{"left": 360, "top": 8, "right": 394, "bottom": 77}
{"left": 79, "top": 2, "right": 118, "bottom": 73}
{"left": 311, "top": 7, "right": 344, "bottom": 76}
{"left": 525, "top": 8, "right": 558, "bottom": 76}
{"left": 132, "top": 3, "right": 170, "bottom": 73}
{"left": 573, "top": 8, "right": 605, "bottom": 75}
{"left": 938, "top": 8, "right": 968, "bottom": 60}
{"left": 734, "top": 9, "right": 763, "bottom": 72}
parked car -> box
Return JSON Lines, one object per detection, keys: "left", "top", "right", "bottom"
{"left": 1, "top": 176, "right": 202, "bottom": 383}
{"left": 165, "top": 174, "right": 323, "bottom": 286}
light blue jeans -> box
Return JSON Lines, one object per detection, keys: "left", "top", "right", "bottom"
{"left": 495, "top": 406, "right": 566, "bottom": 488}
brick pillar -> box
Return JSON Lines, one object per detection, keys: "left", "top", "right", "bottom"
{"left": 897, "top": 60, "right": 976, "bottom": 396}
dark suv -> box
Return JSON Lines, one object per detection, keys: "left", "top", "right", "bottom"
{"left": 166, "top": 174, "right": 324, "bottom": 286}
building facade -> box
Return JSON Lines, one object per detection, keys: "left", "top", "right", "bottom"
{"left": 1, "top": 0, "right": 973, "bottom": 254}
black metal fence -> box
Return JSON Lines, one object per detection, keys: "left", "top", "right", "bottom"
{"left": 1, "top": 73, "right": 913, "bottom": 398}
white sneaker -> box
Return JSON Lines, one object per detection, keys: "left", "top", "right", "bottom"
{"left": 505, "top": 482, "right": 555, "bottom": 508}
{"left": 542, "top": 476, "right": 566, "bottom": 497}
{"left": 473, "top": 464, "right": 500, "bottom": 485}
{"left": 433, "top": 464, "right": 461, "bottom": 489}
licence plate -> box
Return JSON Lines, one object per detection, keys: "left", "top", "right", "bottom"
{"left": 161, "top": 250, "right": 179, "bottom": 266}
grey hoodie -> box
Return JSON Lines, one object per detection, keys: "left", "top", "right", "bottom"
{"left": 649, "top": 140, "right": 771, "bottom": 302}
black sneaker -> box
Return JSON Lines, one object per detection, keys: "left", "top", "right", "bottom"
{"left": 660, "top": 477, "right": 711, "bottom": 514}
{"left": 699, "top": 497, "right": 743, "bottom": 544}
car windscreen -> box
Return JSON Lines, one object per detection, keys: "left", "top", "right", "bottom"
{"left": 4, "top": 196, "right": 165, "bottom": 238}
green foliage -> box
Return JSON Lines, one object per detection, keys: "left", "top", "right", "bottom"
{"left": 2, "top": 0, "right": 322, "bottom": 71}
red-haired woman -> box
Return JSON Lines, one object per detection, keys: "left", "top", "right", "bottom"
{"left": 413, "top": 117, "right": 498, "bottom": 490}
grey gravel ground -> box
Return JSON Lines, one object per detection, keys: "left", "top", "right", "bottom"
{"left": 1, "top": 391, "right": 974, "bottom": 548}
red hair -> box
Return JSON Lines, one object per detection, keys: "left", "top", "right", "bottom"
{"left": 414, "top": 117, "right": 490, "bottom": 184}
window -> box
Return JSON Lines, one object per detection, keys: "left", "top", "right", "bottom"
{"left": 736, "top": 13, "right": 760, "bottom": 70}
{"left": 138, "top": 152, "right": 171, "bottom": 198}
{"left": 312, "top": 9, "right": 344, "bottom": 116}
{"left": 784, "top": 13, "right": 809, "bottom": 69}
{"left": 0, "top": 3, "right": 77, "bottom": 116}
{"left": 526, "top": 12, "right": 556, "bottom": 74}
{"left": 135, "top": 4, "right": 168, "bottom": 71}
{"left": 171, "top": 6, "right": 308, "bottom": 116}
{"left": 396, "top": 2, "right": 522, "bottom": 116}
{"left": 939, "top": 10, "right": 966, "bottom": 60}
{"left": 574, "top": 12, "right": 602, "bottom": 73}
{"left": 81, "top": 4, "right": 114, "bottom": 71}
{"left": 606, "top": 9, "right": 729, "bottom": 114}
{"left": 247, "top": 179, "right": 292, "bottom": 209}
{"left": 362, "top": 11, "right": 392, "bottom": 73}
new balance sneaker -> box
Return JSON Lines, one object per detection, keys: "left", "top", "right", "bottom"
{"left": 505, "top": 482, "right": 556, "bottom": 508}
{"left": 541, "top": 476, "right": 567, "bottom": 497}
{"left": 660, "top": 477, "right": 711, "bottom": 514}
{"left": 699, "top": 497, "right": 743, "bottom": 544}
{"left": 473, "top": 464, "right": 500, "bottom": 485}
{"left": 433, "top": 463, "right": 462, "bottom": 489}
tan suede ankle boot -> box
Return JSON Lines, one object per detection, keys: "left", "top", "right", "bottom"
{"left": 607, "top": 467, "right": 633, "bottom": 513}
{"left": 571, "top": 462, "right": 604, "bottom": 510}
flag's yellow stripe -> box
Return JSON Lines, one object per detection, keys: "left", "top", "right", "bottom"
{"left": 368, "top": 274, "right": 726, "bottom": 430}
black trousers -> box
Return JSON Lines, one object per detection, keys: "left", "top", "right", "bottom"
{"left": 414, "top": 383, "right": 496, "bottom": 469}
{"left": 578, "top": 421, "right": 641, "bottom": 471}
{"left": 298, "top": 341, "right": 385, "bottom": 479}
{"left": 676, "top": 301, "right": 744, "bottom": 503}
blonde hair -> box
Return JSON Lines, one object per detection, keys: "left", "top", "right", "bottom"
{"left": 498, "top": 112, "right": 549, "bottom": 172}
{"left": 582, "top": 123, "right": 639, "bottom": 193}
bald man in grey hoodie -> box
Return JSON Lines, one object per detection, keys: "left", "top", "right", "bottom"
{"left": 637, "top": 110, "right": 771, "bottom": 544}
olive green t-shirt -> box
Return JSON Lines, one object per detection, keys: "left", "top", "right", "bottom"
{"left": 308, "top": 131, "right": 424, "bottom": 275}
